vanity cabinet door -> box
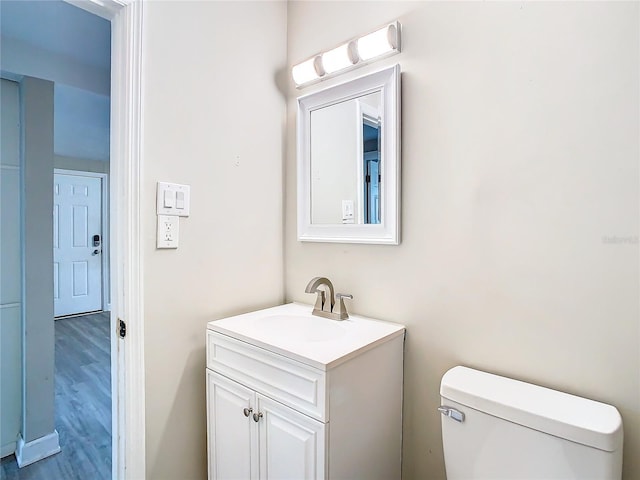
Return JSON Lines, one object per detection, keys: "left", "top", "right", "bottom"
{"left": 257, "top": 394, "right": 325, "bottom": 480}
{"left": 207, "top": 371, "right": 258, "bottom": 480}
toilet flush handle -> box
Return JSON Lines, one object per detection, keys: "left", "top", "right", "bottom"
{"left": 438, "top": 406, "right": 465, "bottom": 423}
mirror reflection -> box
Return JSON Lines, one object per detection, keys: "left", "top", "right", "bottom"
{"left": 310, "top": 91, "right": 381, "bottom": 225}
{"left": 297, "top": 64, "right": 400, "bottom": 244}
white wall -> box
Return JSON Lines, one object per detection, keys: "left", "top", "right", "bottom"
{"left": 54, "top": 155, "right": 109, "bottom": 175}
{"left": 54, "top": 84, "right": 110, "bottom": 162}
{"left": 285, "top": 2, "right": 639, "bottom": 479}
{"left": 21, "top": 76, "right": 56, "bottom": 445}
{"left": 311, "top": 99, "right": 358, "bottom": 223}
{"left": 141, "top": 2, "right": 287, "bottom": 478}
{"left": 1, "top": 30, "right": 110, "bottom": 164}
{"left": 0, "top": 35, "right": 109, "bottom": 96}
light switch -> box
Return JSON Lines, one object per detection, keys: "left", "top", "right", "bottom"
{"left": 175, "top": 191, "right": 185, "bottom": 210}
{"left": 342, "top": 200, "right": 355, "bottom": 224}
{"left": 164, "top": 189, "right": 175, "bottom": 208}
{"left": 157, "top": 182, "right": 191, "bottom": 217}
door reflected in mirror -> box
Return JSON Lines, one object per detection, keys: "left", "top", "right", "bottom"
{"left": 310, "top": 91, "right": 381, "bottom": 225}
{"left": 362, "top": 103, "right": 381, "bottom": 225}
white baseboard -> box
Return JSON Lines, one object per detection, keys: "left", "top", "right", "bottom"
{"left": 15, "top": 430, "right": 61, "bottom": 467}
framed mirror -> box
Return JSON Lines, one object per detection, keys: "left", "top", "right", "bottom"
{"left": 297, "top": 64, "right": 401, "bottom": 244}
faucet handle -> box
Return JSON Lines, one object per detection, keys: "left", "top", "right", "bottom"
{"left": 335, "top": 293, "right": 353, "bottom": 320}
{"left": 312, "top": 290, "right": 325, "bottom": 313}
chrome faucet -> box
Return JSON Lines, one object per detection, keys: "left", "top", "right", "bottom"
{"left": 304, "top": 277, "right": 352, "bottom": 320}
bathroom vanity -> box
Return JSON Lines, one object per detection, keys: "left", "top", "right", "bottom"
{"left": 205, "top": 302, "right": 405, "bottom": 480}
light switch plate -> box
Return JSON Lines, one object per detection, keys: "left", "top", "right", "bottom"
{"left": 157, "top": 182, "right": 190, "bottom": 217}
{"left": 157, "top": 215, "right": 179, "bottom": 248}
{"left": 342, "top": 200, "right": 355, "bottom": 224}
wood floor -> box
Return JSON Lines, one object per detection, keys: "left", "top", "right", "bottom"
{"left": 1, "top": 312, "right": 112, "bottom": 480}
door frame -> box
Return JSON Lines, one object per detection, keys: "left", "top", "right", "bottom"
{"left": 355, "top": 100, "right": 380, "bottom": 225}
{"left": 54, "top": 169, "right": 110, "bottom": 313}
{"left": 62, "top": 1, "right": 145, "bottom": 479}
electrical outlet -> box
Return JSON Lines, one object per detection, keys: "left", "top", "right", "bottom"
{"left": 157, "top": 215, "right": 179, "bottom": 248}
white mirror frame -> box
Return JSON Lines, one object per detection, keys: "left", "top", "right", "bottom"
{"left": 297, "top": 64, "right": 401, "bottom": 244}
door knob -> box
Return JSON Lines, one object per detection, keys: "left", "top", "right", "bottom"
{"left": 252, "top": 412, "right": 263, "bottom": 422}
{"left": 92, "top": 249, "right": 101, "bottom": 256}
{"left": 243, "top": 407, "right": 253, "bottom": 417}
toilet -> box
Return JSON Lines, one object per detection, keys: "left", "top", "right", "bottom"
{"left": 440, "top": 366, "right": 623, "bottom": 479}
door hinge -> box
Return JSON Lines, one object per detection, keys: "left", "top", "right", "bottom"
{"left": 119, "top": 318, "right": 127, "bottom": 339}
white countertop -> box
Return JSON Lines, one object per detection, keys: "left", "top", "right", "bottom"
{"left": 207, "top": 302, "right": 405, "bottom": 370}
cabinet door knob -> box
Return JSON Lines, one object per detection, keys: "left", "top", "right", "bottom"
{"left": 243, "top": 407, "right": 253, "bottom": 417}
{"left": 252, "top": 412, "right": 263, "bottom": 422}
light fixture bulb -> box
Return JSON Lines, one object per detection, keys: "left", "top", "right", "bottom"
{"left": 321, "top": 43, "right": 355, "bottom": 74}
{"left": 292, "top": 56, "right": 322, "bottom": 86}
{"left": 356, "top": 24, "right": 398, "bottom": 62}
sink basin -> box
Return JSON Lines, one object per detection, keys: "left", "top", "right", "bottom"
{"left": 207, "top": 302, "right": 405, "bottom": 369}
{"left": 260, "top": 315, "right": 346, "bottom": 342}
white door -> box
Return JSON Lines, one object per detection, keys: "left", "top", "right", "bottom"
{"left": 207, "top": 371, "right": 257, "bottom": 480}
{"left": 53, "top": 173, "right": 103, "bottom": 316}
{"left": 257, "top": 394, "right": 325, "bottom": 480}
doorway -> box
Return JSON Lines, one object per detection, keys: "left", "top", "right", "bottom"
{"left": 2, "top": 0, "right": 144, "bottom": 478}
{"left": 362, "top": 126, "right": 381, "bottom": 225}
{"left": 0, "top": 0, "right": 144, "bottom": 477}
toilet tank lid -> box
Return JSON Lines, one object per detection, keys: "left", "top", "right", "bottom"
{"left": 440, "top": 366, "right": 623, "bottom": 452}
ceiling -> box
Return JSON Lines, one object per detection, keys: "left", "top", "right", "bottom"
{"left": 0, "top": 0, "right": 110, "bottom": 70}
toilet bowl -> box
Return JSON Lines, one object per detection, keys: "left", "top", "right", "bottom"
{"left": 440, "top": 366, "right": 623, "bottom": 479}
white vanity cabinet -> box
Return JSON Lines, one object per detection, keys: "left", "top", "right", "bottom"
{"left": 206, "top": 303, "right": 405, "bottom": 480}
{"left": 207, "top": 371, "right": 324, "bottom": 480}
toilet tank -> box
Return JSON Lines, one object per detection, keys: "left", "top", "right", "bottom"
{"left": 440, "top": 366, "right": 623, "bottom": 480}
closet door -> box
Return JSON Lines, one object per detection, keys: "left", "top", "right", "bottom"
{"left": 206, "top": 371, "right": 257, "bottom": 480}
{"left": 0, "top": 78, "right": 21, "bottom": 458}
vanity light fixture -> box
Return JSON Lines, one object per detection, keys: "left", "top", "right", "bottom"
{"left": 292, "top": 21, "right": 401, "bottom": 88}
{"left": 321, "top": 42, "right": 357, "bottom": 74}
{"left": 357, "top": 23, "right": 399, "bottom": 61}
{"left": 292, "top": 56, "right": 324, "bottom": 86}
